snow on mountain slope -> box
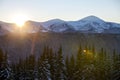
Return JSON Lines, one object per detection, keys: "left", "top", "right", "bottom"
{"left": 79, "top": 16, "right": 104, "bottom": 22}
{"left": 106, "top": 22, "right": 120, "bottom": 28}
{"left": 24, "top": 21, "right": 47, "bottom": 33}
{"left": 0, "top": 21, "right": 16, "bottom": 32}
{"left": 48, "top": 22, "right": 74, "bottom": 32}
{"left": 42, "top": 16, "right": 120, "bottom": 33}
{"left": 0, "top": 16, "right": 120, "bottom": 34}
{"left": 68, "top": 16, "right": 111, "bottom": 33}
{"left": 0, "top": 21, "right": 16, "bottom": 35}
{"left": 41, "top": 19, "right": 73, "bottom": 32}
{"left": 41, "top": 19, "right": 65, "bottom": 28}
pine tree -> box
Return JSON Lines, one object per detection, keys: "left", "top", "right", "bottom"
{"left": 48, "top": 48, "right": 56, "bottom": 80}
{"left": 55, "top": 46, "right": 66, "bottom": 80}
{"left": 68, "top": 54, "right": 76, "bottom": 80}
{"left": 94, "top": 48, "right": 111, "bottom": 80}
{"left": 14, "top": 58, "right": 25, "bottom": 80}
{"left": 0, "top": 49, "right": 13, "bottom": 80}
{"left": 38, "top": 46, "right": 51, "bottom": 80}
{"left": 111, "top": 50, "right": 120, "bottom": 80}
{"left": 27, "top": 54, "right": 36, "bottom": 79}
{"left": 65, "top": 55, "right": 69, "bottom": 80}
{"left": 74, "top": 45, "right": 83, "bottom": 80}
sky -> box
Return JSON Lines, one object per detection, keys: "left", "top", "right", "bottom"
{"left": 0, "top": 0, "right": 120, "bottom": 23}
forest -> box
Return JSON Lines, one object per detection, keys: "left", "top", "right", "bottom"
{"left": 0, "top": 45, "right": 120, "bottom": 80}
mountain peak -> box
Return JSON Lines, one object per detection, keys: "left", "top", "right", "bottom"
{"left": 0, "top": 16, "right": 120, "bottom": 34}
{"left": 41, "top": 19, "right": 65, "bottom": 28}
{"left": 45, "top": 19, "right": 65, "bottom": 23}
{"left": 80, "top": 15, "right": 104, "bottom": 22}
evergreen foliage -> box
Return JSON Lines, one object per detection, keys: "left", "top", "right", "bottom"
{"left": 0, "top": 45, "right": 120, "bottom": 80}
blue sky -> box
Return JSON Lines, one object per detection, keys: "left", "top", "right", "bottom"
{"left": 0, "top": 0, "right": 120, "bottom": 23}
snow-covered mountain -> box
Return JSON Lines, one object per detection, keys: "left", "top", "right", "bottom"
{"left": 68, "top": 16, "right": 109, "bottom": 33}
{"left": 41, "top": 19, "right": 75, "bottom": 32}
{"left": 41, "top": 16, "right": 120, "bottom": 33}
{"left": 0, "top": 21, "right": 16, "bottom": 35}
{"left": 0, "top": 16, "right": 120, "bottom": 34}
{"left": 24, "top": 21, "right": 47, "bottom": 33}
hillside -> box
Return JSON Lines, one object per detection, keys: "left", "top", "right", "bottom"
{"left": 0, "top": 32, "right": 120, "bottom": 63}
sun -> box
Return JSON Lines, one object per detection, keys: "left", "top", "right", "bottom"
{"left": 12, "top": 14, "right": 29, "bottom": 27}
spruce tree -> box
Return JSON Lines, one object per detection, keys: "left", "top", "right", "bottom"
{"left": 111, "top": 50, "right": 120, "bottom": 80}
{"left": 48, "top": 48, "right": 56, "bottom": 80}
{"left": 0, "top": 49, "right": 13, "bottom": 80}
{"left": 69, "top": 54, "right": 76, "bottom": 80}
{"left": 74, "top": 45, "right": 83, "bottom": 80}
{"left": 28, "top": 54, "right": 36, "bottom": 79}
{"left": 38, "top": 46, "right": 51, "bottom": 80}
{"left": 55, "top": 46, "right": 66, "bottom": 80}
{"left": 65, "top": 54, "right": 72, "bottom": 80}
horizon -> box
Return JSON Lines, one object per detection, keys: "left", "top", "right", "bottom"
{"left": 0, "top": 0, "right": 120, "bottom": 23}
{"left": 0, "top": 0, "right": 120, "bottom": 79}
{"left": 1, "top": 15, "right": 120, "bottom": 24}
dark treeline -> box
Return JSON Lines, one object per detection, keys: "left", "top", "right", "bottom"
{"left": 0, "top": 45, "right": 120, "bottom": 80}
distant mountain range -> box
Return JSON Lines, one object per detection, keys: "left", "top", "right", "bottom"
{"left": 0, "top": 15, "right": 120, "bottom": 34}
{"left": 0, "top": 16, "right": 120, "bottom": 62}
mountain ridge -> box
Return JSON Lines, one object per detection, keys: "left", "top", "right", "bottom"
{"left": 0, "top": 15, "right": 120, "bottom": 34}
